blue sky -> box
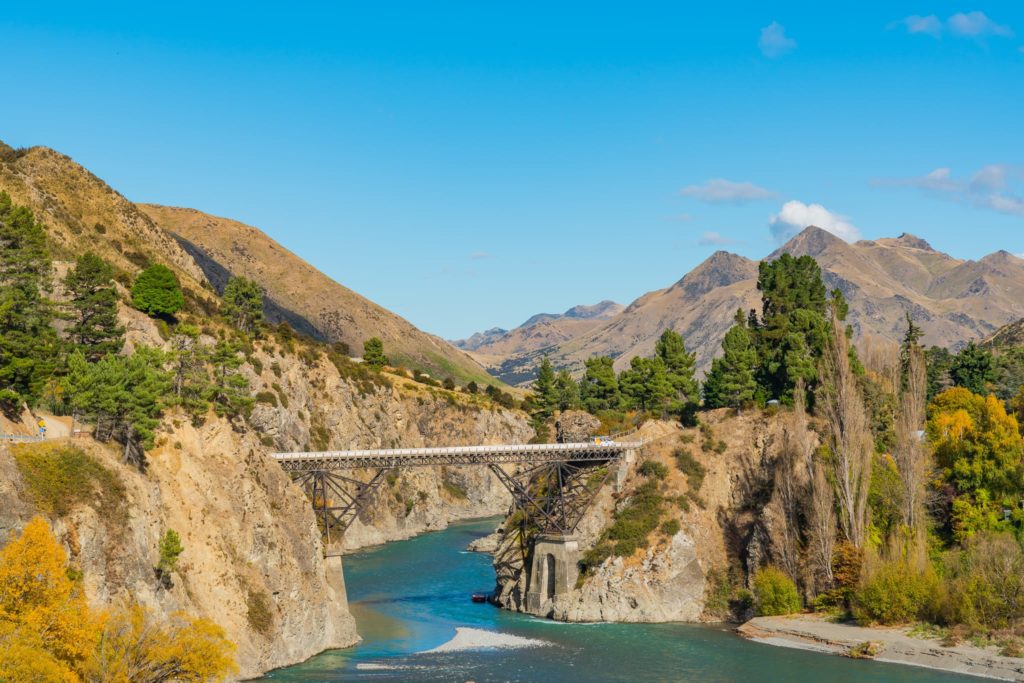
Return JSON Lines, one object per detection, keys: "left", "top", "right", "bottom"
{"left": 1, "top": 2, "right": 1022, "bottom": 339}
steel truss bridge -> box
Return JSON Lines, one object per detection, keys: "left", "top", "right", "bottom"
{"left": 273, "top": 441, "right": 641, "bottom": 549}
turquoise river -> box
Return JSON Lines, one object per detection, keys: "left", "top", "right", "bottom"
{"left": 262, "top": 517, "right": 976, "bottom": 682}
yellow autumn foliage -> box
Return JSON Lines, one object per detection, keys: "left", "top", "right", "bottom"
{"left": 0, "top": 516, "right": 99, "bottom": 682}
{"left": 0, "top": 517, "right": 238, "bottom": 683}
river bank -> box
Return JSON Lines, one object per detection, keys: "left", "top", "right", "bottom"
{"left": 262, "top": 517, "right": 976, "bottom": 682}
{"left": 739, "top": 615, "right": 1024, "bottom": 681}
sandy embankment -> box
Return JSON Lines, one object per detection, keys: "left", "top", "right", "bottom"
{"left": 739, "top": 614, "right": 1024, "bottom": 681}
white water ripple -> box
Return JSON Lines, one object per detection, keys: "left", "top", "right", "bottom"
{"left": 422, "top": 627, "right": 551, "bottom": 653}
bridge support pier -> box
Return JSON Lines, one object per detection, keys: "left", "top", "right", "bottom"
{"left": 525, "top": 534, "right": 580, "bottom": 617}
{"left": 615, "top": 447, "right": 638, "bottom": 492}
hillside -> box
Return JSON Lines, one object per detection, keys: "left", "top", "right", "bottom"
{"left": 479, "top": 228, "right": 1024, "bottom": 384}
{"left": 0, "top": 140, "right": 497, "bottom": 386}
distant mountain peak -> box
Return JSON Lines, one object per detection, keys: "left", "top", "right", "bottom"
{"left": 893, "top": 233, "right": 934, "bottom": 251}
{"left": 769, "top": 225, "right": 848, "bottom": 260}
{"left": 670, "top": 250, "right": 757, "bottom": 298}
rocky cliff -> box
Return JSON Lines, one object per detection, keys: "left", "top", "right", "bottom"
{"left": 492, "top": 409, "right": 815, "bottom": 624}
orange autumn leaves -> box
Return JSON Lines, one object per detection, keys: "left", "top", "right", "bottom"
{"left": 0, "top": 517, "right": 237, "bottom": 682}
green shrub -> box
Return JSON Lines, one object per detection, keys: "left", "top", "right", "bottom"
{"left": 674, "top": 448, "right": 706, "bottom": 491}
{"left": 852, "top": 560, "right": 941, "bottom": 626}
{"left": 442, "top": 478, "right": 468, "bottom": 500}
{"left": 249, "top": 356, "right": 264, "bottom": 375}
{"left": 131, "top": 264, "right": 184, "bottom": 317}
{"left": 660, "top": 518, "right": 681, "bottom": 536}
{"left": 255, "top": 391, "right": 278, "bottom": 407}
{"left": 605, "top": 480, "right": 664, "bottom": 557}
{"left": 157, "top": 529, "right": 184, "bottom": 574}
{"left": 941, "top": 532, "right": 1024, "bottom": 630}
{"left": 12, "top": 443, "right": 126, "bottom": 521}
{"left": 753, "top": 566, "right": 802, "bottom": 616}
{"left": 247, "top": 589, "right": 274, "bottom": 635}
{"left": 638, "top": 460, "right": 669, "bottom": 480}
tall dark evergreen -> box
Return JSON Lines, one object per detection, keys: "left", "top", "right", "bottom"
{"left": 703, "top": 311, "right": 758, "bottom": 410}
{"left": 63, "top": 347, "right": 171, "bottom": 468}
{"left": 753, "top": 253, "right": 830, "bottom": 403}
{"left": 534, "top": 356, "right": 557, "bottom": 416}
{"left": 362, "top": 337, "right": 387, "bottom": 370}
{"left": 221, "top": 276, "right": 264, "bottom": 335}
{"left": 619, "top": 356, "right": 672, "bottom": 412}
{"left": 0, "top": 192, "right": 60, "bottom": 411}
{"left": 950, "top": 341, "right": 996, "bottom": 396}
{"left": 579, "top": 356, "right": 620, "bottom": 412}
{"left": 64, "top": 251, "right": 124, "bottom": 361}
{"left": 655, "top": 329, "right": 699, "bottom": 415}
{"left": 553, "top": 369, "right": 580, "bottom": 411}
{"left": 209, "top": 340, "right": 253, "bottom": 419}
{"left": 898, "top": 312, "right": 923, "bottom": 391}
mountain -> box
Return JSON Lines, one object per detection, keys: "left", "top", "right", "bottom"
{"left": 0, "top": 141, "right": 498, "bottom": 386}
{"left": 478, "top": 227, "right": 1024, "bottom": 385}
{"left": 452, "top": 300, "right": 624, "bottom": 381}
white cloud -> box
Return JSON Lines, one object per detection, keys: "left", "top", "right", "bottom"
{"left": 874, "top": 165, "right": 1024, "bottom": 217}
{"left": 679, "top": 178, "right": 776, "bottom": 203}
{"left": 759, "top": 22, "right": 797, "bottom": 58}
{"left": 769, "top": 201, "right": 861, "bottom": 243}
{"left": 891, "top": 11, "right": 1013, "bottom": 39}
{"left": 891, "top": 14, "right": 942, "bottom": 37}
{"left": 948, "top": 11, "right": 1013, "bottom": 37}
{"left": 697, "top": 231, "right": 738, "bottom": 246}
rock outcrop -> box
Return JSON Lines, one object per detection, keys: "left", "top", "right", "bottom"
{"left": 493, "top": 409, "right": 816, "bottom": 624}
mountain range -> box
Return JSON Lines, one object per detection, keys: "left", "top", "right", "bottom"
{"left": 460, "top": 227, "right": 1024, "bottom": 385}
{"left": 0, "top": 141, "right": 497, "bottom": 386}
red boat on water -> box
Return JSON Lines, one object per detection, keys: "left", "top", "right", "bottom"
{"left": 471, "top": 593, "right": 488, "bottom": 603}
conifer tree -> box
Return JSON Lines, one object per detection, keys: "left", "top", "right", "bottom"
{"left": 950, "top": 341, "right": 995, "bottom": 396}
{"left": 64, "top": 251, "right": 124, "bottom": 361}
{"left": 553, "top": 369, "right": 580, "bottom": 411}
{"left": 655, "top": 329, "right": 699, "bottom": 414}
{"left": 534, "top": 356, "right": 557, "bottom": 415}
{"left": 362, "top": 337, "right": 387, "bottom": 370}
{"left": 130, "top": 264, "right": 184, "bottom": 317}
{"left": 619, "top": 356, "right": 673, "bottom": 412}
{"left": 703, "top": 314, "right": 758, "bottom": 410}
{"left": 579, "top": 356, "right": 620, "bottom": 412}
{"left": 221, "top": 276, "right": 264, "bottom": 335}
{"left": 208, "top": 340, "right": 253, "bottom": 419}
{"left": 0, "top": 192, "right": 60, "bottom": 411}
{"left": 169, "top": 325, "right": 210, "bottom": 418}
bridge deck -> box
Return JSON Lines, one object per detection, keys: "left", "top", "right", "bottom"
{"left": 272, "top": 441, "right": 642, "bottom": 471}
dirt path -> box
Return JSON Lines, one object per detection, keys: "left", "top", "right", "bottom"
{"left": 738, "top": 614, "right": 1024, "bottom": 681}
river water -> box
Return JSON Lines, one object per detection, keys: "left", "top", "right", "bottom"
{"left": 263, "top": 517, "right": 975, "bottom": 682}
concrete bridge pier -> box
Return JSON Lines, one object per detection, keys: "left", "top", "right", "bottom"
{"left": 525, "top": 534, "right": 580, "bottom": 617}
{"left": 614, "top": 447, "right": 638, "bottom": 492}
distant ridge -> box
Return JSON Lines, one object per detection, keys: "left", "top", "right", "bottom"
{"left": 473, "top": 226, "right": 1024, "bottom": 385}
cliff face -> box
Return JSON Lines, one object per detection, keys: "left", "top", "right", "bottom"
{"left": 493, "top": 410, "right": 814, "bottom": 623}
{"left": 0, "top": 424, "right": 358, "bottom": 679}
{"left": 0, "top": 326, "right": 532, "bottom": 679}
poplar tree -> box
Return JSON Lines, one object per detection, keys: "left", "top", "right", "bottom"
{"left": 63, "top": 252, "right": 124, "bottom": 361}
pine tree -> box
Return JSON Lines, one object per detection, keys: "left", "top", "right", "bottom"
{"left": 0, "top": 192, "right": 60, "bottom": 411}
{"left": 899, "top": 312, "right": 923, "bottom": 390}
{"left": 553, "top": 370, "right": 580, "bottom": 411}
{"left": 754, "top": 253, "right": 830, "bottom": 403}
{"left": 169, "top": 325, "right": 210, "bottom": 418}
{"left": 619, "top": 356, "right": 673, "bottom": 412}
{"left": 362, "top": 337, "right": 387, "bottom": 370}
{"left": 221, "top": 276, "right": 264, "bottom": 335}
{"left": 63, "top": 347, "right": 171, "bottom": 468}
{"left": 534, "top": 356, "right": 557, "bottom": 415}
{"left": 64, "top": 252, "right": 124, "bottom": 361}
{"left": 209, "top": 340, "right": 253, "bottom": 419}
{"left": 703, "top": 321, "right": 758, "bottom": 410}
{"left": 579, "top": 356, "right": 620, "bottom": 412}
{"left": 131, "top": 264, "right": 184, "bottom": 317}
{"left": 655, "top": 329, "right": 699, "bottom": 414}
{"left": 950, "top": 341, "right": 995, "bottom": 396}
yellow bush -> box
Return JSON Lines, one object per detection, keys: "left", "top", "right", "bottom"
{"left": 0, "top": 516, "right": 99, "bottom": 680}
